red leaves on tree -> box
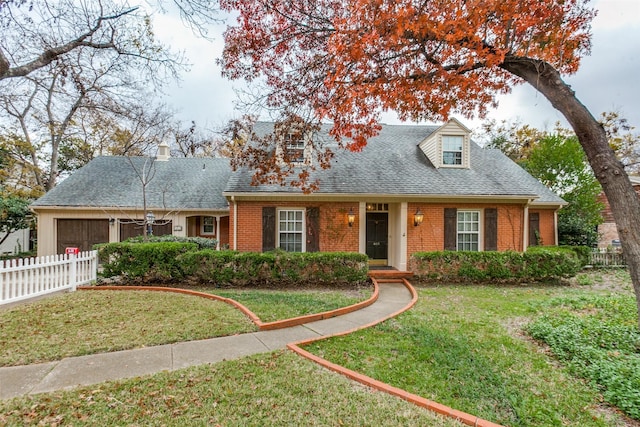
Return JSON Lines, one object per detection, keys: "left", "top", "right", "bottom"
{"left": 219, "top": 0, "right": 595, "bottom": 188}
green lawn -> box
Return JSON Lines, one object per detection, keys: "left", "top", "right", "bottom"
{"left": 0, "top": 351, "right": 464, "bottom": 426}
{"left": 1, "top": 271, "right": 637, "bottom": 426}
{"left": 0, "top": 286, "right": 372, "bottom": 367}
{"left": 0, "top": 290, "right": 256, "bottom": 366}
{"left": 197, "top": 287, "right": 373, "bottom": 322}
{"left": 304, "top": 276, "right": 636, "bottom": 426}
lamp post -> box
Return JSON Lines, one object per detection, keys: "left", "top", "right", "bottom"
{"left": 146, "top": 211, "right": 155, "bottom": 236}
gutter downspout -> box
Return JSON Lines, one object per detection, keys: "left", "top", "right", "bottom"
{"left": 554, "top": 209, "right": 559, "bottom": 246}
{"left": 232, "top": 196, "right": 238, "bottom": 250}
{"left": 216, "top": 216, "right": 221, "bottom": 250}
{"left": 523, "top": 200, "right": 531, "bottom": 251}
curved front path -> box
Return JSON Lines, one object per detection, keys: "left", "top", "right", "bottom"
{"left": 0, "top": 281, "right": 412, "bottom": 400}
{"left": 0, "top": 280, "right": 503, "bottom": 427}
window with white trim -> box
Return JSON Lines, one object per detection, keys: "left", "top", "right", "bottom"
{"left": 284, "top": 132, "right": 305, "bottom": 163}
{"left": 442, "top": 135, "right": 463, "bottom": 166}
{"left": 457, "top": 210, "right": 480, "bottom": 251}
{"left": 201, "top": 216, "right": 215, "bottom": 235}
{"left": 278, "top": 209, "right": 304, "bottom": 252}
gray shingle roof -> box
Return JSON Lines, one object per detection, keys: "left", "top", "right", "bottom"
{"left": 225, "top": 123, "right": 565, "bottom": 204}
{"left": 31, "top": 156, "right": 231, "bottom": 210}
{"left": 32, "top": 123, "right": 564, "bottom": 210}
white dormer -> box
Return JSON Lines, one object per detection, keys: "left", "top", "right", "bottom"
{"left": 276, "top": 130, "right": 313, "bottom": 165}
{"left": 156, "top": 141, "right": 170, "bottom": 161}
{"left": 418, "top": 118, "right": 471, "bottom": 169}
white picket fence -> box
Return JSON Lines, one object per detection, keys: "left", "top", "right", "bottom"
{"left": 589, "top": 251, "right": 626, "bottom": 267}
{"left": 0, "top": 250, "right": 98, "bottom": 306}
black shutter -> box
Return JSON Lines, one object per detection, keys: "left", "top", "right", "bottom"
{"left": 484, "top": 208, "right": 498, "bottom": 251}
{"left": 444, "top": 208, "right": 457, "bottom": 251}
{"left": 529, "top": 212, "right": 540, "bottom": 246}
{"left": 262, "top": 207, "right": 276, "bottom": 251}
{"left": 306, "top": 207, "right": 320, "bottom": 252}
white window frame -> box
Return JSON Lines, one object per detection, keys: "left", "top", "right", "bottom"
{"left": 457, "top": 210, "right": 481, "bottom": 251}
{"left": 277, "top": 208, "right": 306, "bottom": 252}
{"left": 200, "top": 216, "right": 216, "bottom": 236}
{"left": 284, "top": 132, "right": 306, "bottom": 164}
{"left": 442, "top": 135, "right": 464, "bottom": 166}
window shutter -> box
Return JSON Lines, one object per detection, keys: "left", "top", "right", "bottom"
{"left": 262, "top": 207, "right": 276, "bottom": 251}
{"left": 306, "top": 207, "right": 320, "bottom": 252}
{"left": 444, "top": 208, "right": 457, "bottom": 251}
{"left": 484, "top": 208, "right": 498, "bottom": 251}
{"left": 529, "top": 213, "right": 540, "bottom": 246}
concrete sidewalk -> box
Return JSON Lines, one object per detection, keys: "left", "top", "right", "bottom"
{"left": 0, "top": 281, "right": 412, "bottom": 400}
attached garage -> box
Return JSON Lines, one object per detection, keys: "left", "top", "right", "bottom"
{"left": 56, "top": 219, "right": 109, "bottom": 254}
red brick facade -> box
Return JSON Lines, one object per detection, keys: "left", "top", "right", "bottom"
{"left": 407, "top": 203, "right": 528, "bottom": 253}
{"left": 529, "top": 209, "right": 556, "bottom": 247}
{"left": 231, "top": 201, "right": 360, "bottom": 252}
{"left": 230, "top": 200, "right": 557, "bottom": 258}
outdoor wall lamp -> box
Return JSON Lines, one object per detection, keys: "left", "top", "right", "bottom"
{"left": 109, "top": 218, "right": 115, "bottom": 226}
{"left": 347, "top": 208, "right": 356, "bottom": 227}
{"left": 414, "top": 208, "right": 424, "bottom": 227}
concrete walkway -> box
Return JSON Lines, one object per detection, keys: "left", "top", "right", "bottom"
{"left": 0, "top": 281, "right": 413, "bottom": 400}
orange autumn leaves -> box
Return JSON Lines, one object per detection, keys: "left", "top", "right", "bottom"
{"left": 219, "top": 0, "right": 595, "bottom": 184}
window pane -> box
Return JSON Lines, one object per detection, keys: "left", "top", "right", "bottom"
{"left": 457, "top": 210, "right": 480, "bottom": 252}
{"left": 278, "top": 209, "right": 304, "bottom": 252}
{"left": 442, "top": 135, "right": 463, "bottom": 165}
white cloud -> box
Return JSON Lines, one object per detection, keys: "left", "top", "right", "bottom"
{"left": 155, "top": 1, "right": 640, "bottom": 133}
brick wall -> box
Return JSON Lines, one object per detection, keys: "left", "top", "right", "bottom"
{"left": 219, "top": 216, "right": 230, "bottom": 246}
{"left": 407, "top": 203, "right": 526, "bottom": 254}
{"left": 233, "top": 200, "right": 554, "bottom": 254}
{"left": 318, "top": 203, "right": 359, "bottom": 252}
{"left": 530, "top": 209, "right": 557, "bottom": 246}
{"left": 232, "top": 201, "right": 360, "bottom": 252}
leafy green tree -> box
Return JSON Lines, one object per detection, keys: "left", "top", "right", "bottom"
{"left": 0, "top": 193, "right": 31, "bottom": 246}
{"left": 522, "top": 134, "right": 602, "bottom": 247}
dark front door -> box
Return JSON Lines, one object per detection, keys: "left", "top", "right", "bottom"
{"left": 366, "top": 212, "right": 388, "bottom": 260}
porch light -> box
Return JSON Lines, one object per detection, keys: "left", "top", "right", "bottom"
{"left": 414, "top": 209, "right": 424, "bottom": 227}
{"left": 347, "top": 208, "right": 356, "bottom": 227}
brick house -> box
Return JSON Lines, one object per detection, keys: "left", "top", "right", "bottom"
{"left": 596, "top": 175, "right": 640, "bottom": 250}
{"left": 31, "top": 119, "right": 564, "bottom": 271}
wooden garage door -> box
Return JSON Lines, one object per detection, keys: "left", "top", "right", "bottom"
{"left": 119, "top": 220, "right": 172, "bottom": 241}
{"left": 57, "top": 219, "right": 109, "bottom": 254}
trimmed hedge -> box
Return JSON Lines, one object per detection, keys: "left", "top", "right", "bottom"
{"left": 559, "top": 245, "right": 591, "bottom": 267}
{"left": 179, "top": 250, "right": 369, "bottom": 287}
{"left": 124, "top": 235, "right": 218, "bottom": 249}
{"left": 98, "top": 242, "right": 198, "bottom": 281}
{"left": 97, "top": 242, "right": 369, "bottom": 286}
{"left": 409, "top": 247, "right": 581, "bottom": 283}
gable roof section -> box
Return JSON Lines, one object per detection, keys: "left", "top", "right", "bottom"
{"left": 31, "top": 156, "right": 231, "bottom": 210}
{"left": 225, "top": 122, "right": 565, "bottom": 205}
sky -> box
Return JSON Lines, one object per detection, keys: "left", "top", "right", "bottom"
{"left": 154, "top": 0, "right": 640, "bottom": 135}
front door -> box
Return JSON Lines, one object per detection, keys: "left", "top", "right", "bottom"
{"left": 366, "top": 212, "right": 388, "bottom": 262}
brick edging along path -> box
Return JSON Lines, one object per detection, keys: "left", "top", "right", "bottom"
{"left": 73, "top": 280, "right": 504, "bottom": 427}
{"left": 289, "top": 278, "right": 504, "bottom": 427}
{"left": 78, "top": 282, "right": 380, "bottom": 331}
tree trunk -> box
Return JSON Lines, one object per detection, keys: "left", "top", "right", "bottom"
{"left": 502, "top": 56, "right": 640, "bottom": 328}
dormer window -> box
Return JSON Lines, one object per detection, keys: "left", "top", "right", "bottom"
{"left": 284, "top": 132, "right": 305, "bottom": 163}
{"left": 418, "top": 119, "right": 471, "bottom": 169}
{"left": 442, "top": 135, "right": 463, "bottom": 165}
